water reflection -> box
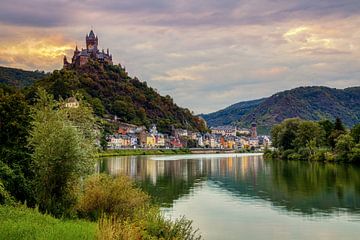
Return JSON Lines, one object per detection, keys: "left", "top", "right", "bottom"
{"left": 97, "top": 154, "right": 360, "bottom": 217}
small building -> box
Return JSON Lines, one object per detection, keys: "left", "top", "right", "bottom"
{"left": 64, "top": 97, "right": 79, "bottom": 108}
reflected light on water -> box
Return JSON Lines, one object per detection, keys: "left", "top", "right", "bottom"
{"left": 98, "top": 154, "right": 360, "bottom": 240}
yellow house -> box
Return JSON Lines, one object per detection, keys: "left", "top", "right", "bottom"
{"left": 146, "top": 135, "right": 156, "bottom": 148}
{"left": 227, "top": 140, "right": 236, "bottom": 149}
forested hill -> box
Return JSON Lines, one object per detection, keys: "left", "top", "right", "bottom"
{"left": 29, "top": 62, "right": 206, "bottom": 133}
{"left": 199, "top": 98, "right": 265, "bottom": 127}
{"left": 202, "top": 86, "right": 360, "bottom": 133}
{"left": 0, "top": 66, "right": 46, "bottom": 88}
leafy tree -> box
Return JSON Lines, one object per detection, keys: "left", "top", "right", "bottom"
{"left": 0, "top": 86, "right": 35, "bottom": 205}
{"left": 350, "top": 123, "right": 360, "bottom": 144}
{"left": 334, "top": 134, "right": 355, "bottom": 162}
{"left": 28, "top": 89, "right": 98, "bottom": 217}
{"left": 319, "top": 119, "right": 334, "bottom": 146}
{"left": 334, "top": 117, "right": 345, "bottom": 131}
{"left": 294, "top": 121, "right": 325, "bottom": 150}
{"left": 271, "top": 118, "right": 301, "bottom": 150}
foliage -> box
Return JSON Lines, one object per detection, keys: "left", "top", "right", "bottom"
{"left": 0, "top": 66, "right": 46, "bottom": 88}
{"left": 350, "top": 123, "right": 360, "bottom": 144}
{"left": 77, "top": 174, "right": 150, "bottom": 221}
{"left": 97, "top": 208, "right": 201, "bottom": 240}
{"left": 202, "top": 86, "right": 360, "bottom": 134}
{"left": 0, "top": 85, "right": 35, "bottom": 205}
{"left": 0, "top": 205, "right": 96, "bottom": 240}
{"left": 28, "top": 89, "right": 98, "bottom": 217}
{"left": 267, "top": 117, "right": 360, "bottom": 163}
{"left": 0, "top": 180, "right": 15, "bottom": 205}
{"left": 30, "top": 63, "right": 207, "bottom": 133}
{"left": 335, "top": 134, "right": 355, "bottom": 162}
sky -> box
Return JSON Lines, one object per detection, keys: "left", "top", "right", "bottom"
{"left": 0, "top": 0, "right": 360, "bottom": 114}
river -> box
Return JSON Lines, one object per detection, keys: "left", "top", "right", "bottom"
{"left": 97, "top": 153, "right": 360, "bottom": 240}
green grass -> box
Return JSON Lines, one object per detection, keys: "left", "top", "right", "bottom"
{"left": 97, "top": 148, "right": 191, "bottom": 157}
{"left": 0, "top": 205, "right": 96, "bottom": 240}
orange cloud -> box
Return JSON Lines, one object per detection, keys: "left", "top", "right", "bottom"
{"left": 0, "top": 36, "right": 73, "bottom": 70}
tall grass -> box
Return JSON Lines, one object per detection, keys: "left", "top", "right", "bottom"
{"left": 0, "top": 205, "right": 96, "bottom": 240}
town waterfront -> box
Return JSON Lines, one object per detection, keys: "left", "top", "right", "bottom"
{"left": 98, "top": 154, "right": 360, "bottom": 240}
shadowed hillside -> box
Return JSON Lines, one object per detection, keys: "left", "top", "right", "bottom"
{"left": 202, "top": 86, "right": 360, "bottom": 133}
{"left": 0, "top": 66, "right": 46, "bottom": 88}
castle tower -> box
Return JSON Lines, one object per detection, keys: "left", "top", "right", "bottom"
{"left": 86, "top": 30, "right": 98, "bottom": 51}
{"left": 63, "top": 56, "right": 69, "bottom": 68}
{"left": 251, "top": 117, "right": 257, "bottom": 139}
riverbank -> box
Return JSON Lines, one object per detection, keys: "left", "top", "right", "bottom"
{"left": 0, "top": 205, "right": 96, "bottom": 240}
{"left": 97, "top": 148, "right": 255, "bottom": 157}
{"left": 97, "top": 148, "right": 191, "bottom": 157}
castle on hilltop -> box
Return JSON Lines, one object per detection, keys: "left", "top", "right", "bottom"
{"left": 63, "top": 30, "right": 113, "bottom": 68}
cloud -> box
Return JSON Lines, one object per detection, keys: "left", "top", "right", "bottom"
{"left": 0, "top": 1, "right": 360, "bottom": 113}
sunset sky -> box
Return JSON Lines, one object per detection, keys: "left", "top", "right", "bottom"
{"left": 1, "top": 0, "right": 360, "bottom": 113}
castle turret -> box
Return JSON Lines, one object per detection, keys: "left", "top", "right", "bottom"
{"left": 86, "top": 30, "right": 98, "bottom": 51}
{"left": 63, "top": 55, "right": 69, "bottom": 68}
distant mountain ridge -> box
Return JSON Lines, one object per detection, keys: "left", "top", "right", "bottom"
{"left": 201, "top": 86, "right": 360, "bottom": 133}
{"left": 0, "top": 66, "right": 46, "bottom": 88}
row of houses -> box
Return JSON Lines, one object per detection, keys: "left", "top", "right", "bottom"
{"left": 107, "top": 123, "right": 271, "bottom": 150}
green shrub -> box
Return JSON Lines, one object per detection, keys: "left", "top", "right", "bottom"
{"left": 0, "top": 180, "right": 15, "bottom": 205}
{"left": 281, "top": 149, "right": 295, "bottom": 160}
{"left": 288, "top": 153, "right": 303, "bottom": 161}
{"left": 96, "top": 207, "right": 201, "bottom": 240}
{"left": 310, "top": 149, "right": 327, "bottom": 162}
{"left": 77, "top": 174, "right": 150, "bottom": 221}
{"left": 324, "top": 151, "right": 335, "bottom": 162}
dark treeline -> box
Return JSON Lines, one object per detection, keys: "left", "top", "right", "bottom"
{"left": 265, "top": 118, "right": 360, "bottom": 163}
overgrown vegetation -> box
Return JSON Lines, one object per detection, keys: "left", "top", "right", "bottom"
{"left": 265, "top": 118, "right": 360, "bottom": 163}
{"left": 0, "top": 87, "right": 201, "bottom": 239}
{"left": 0, "top": 66, "right": 46, "bottom": 88}
{"left": 30, "top": 61, "right": 207, "bottom": 133}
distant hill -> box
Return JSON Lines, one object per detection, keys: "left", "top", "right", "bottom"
{"left": 202, "top": 86, "right": 360, "bottom": 134}
{"left": 0, "top": 66, "right": 46, "bottom": 88}
{"left": 29, "top": 61, "right": 206, "bottom": 133}
{"left": 199, "top": 98, "right": 265, "bottom": 127}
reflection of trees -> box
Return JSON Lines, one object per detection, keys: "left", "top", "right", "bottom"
{"left": 99, "top": 156, "right": 360, "bottom": 215}
{"left": 265, "top": 160, "right": 360, "bottom": 214}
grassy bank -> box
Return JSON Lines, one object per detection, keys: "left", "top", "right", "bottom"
{"left": 0, "top": 205, "right": 96, "bottom": 240}
{"left": 97, "top": 148, "right": 192, "bottom": 157}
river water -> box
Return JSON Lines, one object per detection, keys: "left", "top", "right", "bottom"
{"left": 97, "top": 154, "right": 360, "bottom": 240}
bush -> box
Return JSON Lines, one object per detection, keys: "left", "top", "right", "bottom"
{"left": 288, "top": 152, "right": 303, "bottom": 161}
{"left": 96, "top": 207, "right": 201, "bottom": 240}
{"left": 310, "top": 149, "right": 328, "bottom": 162}
{"left": 281, "top": 149, "right": 295, "bottom": 160}
{"left": 77, "top": 174, "right": 150, "bottom": 221}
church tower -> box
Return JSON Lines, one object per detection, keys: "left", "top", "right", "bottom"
{"left": 86, "top": 30, "right": 98, "bottom": 51}
{"left": 251, "top": 117, "right": 257, "bottom": 139}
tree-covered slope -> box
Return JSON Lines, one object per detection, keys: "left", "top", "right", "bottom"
{"left": 202, "top": 86, "right": 360, "bottom": 133}
{"left": 29, "top": 62, "right": 206, "bottom": 133}
{"left": 0, "top": 66, "right": 46, "bottom": 88}
{"left": 200, "top": 98, "right": 265, "bottom": 127}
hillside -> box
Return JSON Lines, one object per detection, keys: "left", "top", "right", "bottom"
{"left": 0, "top": 66, "right": 46, "bottom": 88}
{"left": 202, "top": 86, "right": 360, "bottom": 133}
{"left": 29, "top": 61, "right": 206, "bottom": 133}
{"left": 199, "top": 98, "right": 265, "bottom": 127}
